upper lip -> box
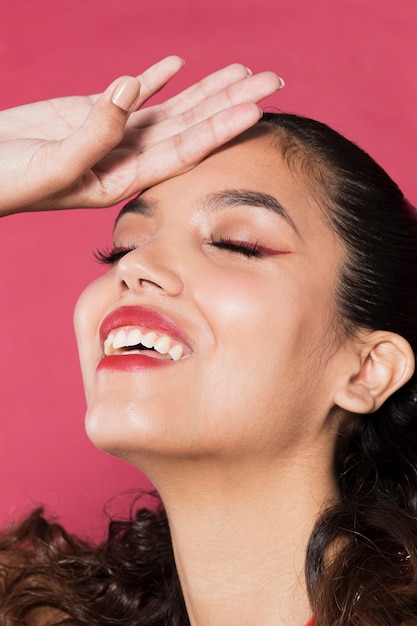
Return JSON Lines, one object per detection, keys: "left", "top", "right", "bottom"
{"left": 99, "top": 305, "right": 192, "bottom": 352}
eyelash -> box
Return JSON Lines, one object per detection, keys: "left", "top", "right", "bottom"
{"left": 210, "top": 237, "right": 262, "bottom": 258}
{"left": 94, "top": 246, "right": 136, "bottom": 265}
{"left": 94, "top": 237, "right": 263, "bottom": 266}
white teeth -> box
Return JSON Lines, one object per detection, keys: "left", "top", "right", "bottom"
{"left": 154, "top": 335, "right": 171, "bottom": 355}
{"left": 126, "top": 328, "right": 142, "bottom": 347}
{"left": 103, "top": 326, "right": 187, "bottom": 360}
{"left": 141, "top": 331, "right": 157, "bottom": 349}
{"left": 103, "top": 335, "right": 113, "bottom": 356}
{"left": 168, "top": 344, "right": 183, "bottom": 361}
{"left": 113, "top": 329, "right": 127, "bottom": 349}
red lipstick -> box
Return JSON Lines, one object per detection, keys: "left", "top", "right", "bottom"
{"left": 100, "top": 305, "right": 189, "bottom": 346}
{"left": 97, "top": 305, "right": 191, "bottom": 373}
{"left": 98, "top": 353, "right": 172, "bottom": 372}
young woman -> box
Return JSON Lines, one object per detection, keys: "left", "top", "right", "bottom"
{"left": 1, "top": 58, "right": 417, "bottom": 626}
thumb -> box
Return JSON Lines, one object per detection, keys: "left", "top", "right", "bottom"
{"left": 53, "top": 76, "right": 141, "bottom": 181}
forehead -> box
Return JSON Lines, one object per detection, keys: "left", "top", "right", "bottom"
{"left": 150, "top": 131, "right": 306, "bottom": 203}
{"left": 116, "top": 130, "right": 333, "bottom": 246}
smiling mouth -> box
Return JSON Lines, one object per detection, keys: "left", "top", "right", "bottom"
{"left": 103, "top": 326, "right": 186, "bottom": 361}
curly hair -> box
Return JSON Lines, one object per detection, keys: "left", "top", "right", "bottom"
{"left": 0, "top": 498, "right": 188, "bottom": 625}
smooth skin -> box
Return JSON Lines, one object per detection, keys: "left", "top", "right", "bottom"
{"left": 75, "top": 127, "right": 414, "bottom": 626}
{"left": 75, "top": 130, "right": 344, "bottom": 625}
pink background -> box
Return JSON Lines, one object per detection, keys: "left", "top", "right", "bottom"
{"left": 0, "top": 0, "right": 416, "bottom": 538}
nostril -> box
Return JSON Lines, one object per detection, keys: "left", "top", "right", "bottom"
{"left": 139, "top": 278, "right": 164, "bottom": 289}
{"left": 116, "top": 257, "right": 184, "bottom": 297}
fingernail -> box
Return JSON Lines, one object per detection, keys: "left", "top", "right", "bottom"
{"left": 277, "top": 76, "right": 285, "bottom": 89}
{"left": 112, "top": 76, "right": 141, "bottom": 112}
{"left": 258, "top": 107, "right": 264, "bottom": 118}
{"left": 245, "top": 66, "right": 253, "bottom": 76}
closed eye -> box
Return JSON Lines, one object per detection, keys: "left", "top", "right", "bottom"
{"left": 210, "top": 237, "right": 262, "bottom": 258}
{"left": 94, "top": 246, "right": 136, "bottom": 265}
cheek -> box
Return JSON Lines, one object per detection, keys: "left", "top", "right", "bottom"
{"left": 193, "top": 268, "right": 270, "bottom": 327}
{"left": 192, "top": 266, "right": 302, "bottom": 351}
{"left": 73, "top": 275, "right": 111, "bottom": 399}
{"left": 193, "top": 265, "right": 337, "bottom": 396}
{"left": 191, "top": 268, "right": 303, "bottom": 398}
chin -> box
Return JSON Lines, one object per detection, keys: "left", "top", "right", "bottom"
{"left": 84, "top": 394, "right": 190, "bottom": 468}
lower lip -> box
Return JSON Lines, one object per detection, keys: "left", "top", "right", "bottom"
{"left": 97, "top": 354, "right": 174, "bottom": 372}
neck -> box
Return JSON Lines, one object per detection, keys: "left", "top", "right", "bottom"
{"left": 144, "top": 449, "right": 336, "bottom": 626}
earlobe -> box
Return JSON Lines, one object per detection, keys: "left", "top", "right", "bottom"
{"left": 333, "top": 332, "right": 415, "bottom": 414}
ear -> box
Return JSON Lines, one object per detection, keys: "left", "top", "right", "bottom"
{"left": 333, "top": 332, "right": 415, "bottom": 414}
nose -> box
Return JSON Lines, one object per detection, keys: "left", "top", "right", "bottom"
{"left": 114, "top": 240, "right": 185, "bottom": 298}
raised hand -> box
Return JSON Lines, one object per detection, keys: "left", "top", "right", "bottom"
{"left": 0, "top": 56, "right": 283, "bottom": 215}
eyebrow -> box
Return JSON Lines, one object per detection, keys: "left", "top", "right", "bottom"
{"left": 201, "top": 190, "right": 298, "bottom": 232}
{"left": 116, "top": 189, "right": 298, "bottom": 232}
{"left": 116, "top": 196, "right": 156, "bottom": 222}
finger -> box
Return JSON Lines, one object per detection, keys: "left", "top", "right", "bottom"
{"left": 129, "top": 55, "right": 185, "bottom": 108}
{"left": 80, "top": 57, "right": 185, "bottom": 130}
{"left": 84, "top": 56, "right": 185, "bottom": 108}
{"left": 128, "top": 63, "right": 252, "bottom": 128}
{"left": 34, "top": 76, "right": 141, "bottom": 192}
{"left": 126, "top": 102, "right": 264, "bottom": 190}
{"left": 127, "top": 71, "right": 283, "bottom": 150}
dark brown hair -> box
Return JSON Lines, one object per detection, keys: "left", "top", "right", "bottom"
{"left": 0, "top": 498, "right": 188, "bottom": 625}
{"left": 2, "top": 113, "right": 417, "bottom": 625}
{"left": 262, "top": 113, "right": 417, "bottom": 624}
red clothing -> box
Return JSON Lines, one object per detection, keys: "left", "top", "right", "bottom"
{"left": 305, "top": 619, "right": 315, "bottom": 626}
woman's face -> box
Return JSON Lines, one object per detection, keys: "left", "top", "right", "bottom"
{"left": 75, "top": 128, "right": 347, "bottom": 467}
